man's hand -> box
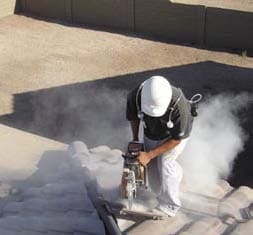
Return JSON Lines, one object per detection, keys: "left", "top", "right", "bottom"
{"left": 137, "top": 139, "right": 181, "bottom": 167}
{"left": 137, "top": 151, "right": 152, "bottom": 167}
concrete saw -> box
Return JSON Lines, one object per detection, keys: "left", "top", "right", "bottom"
{"left": 121, "top": 141, "right": 148, "bottom": 210}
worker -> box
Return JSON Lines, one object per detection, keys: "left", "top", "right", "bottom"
{"left": 126, "top": 75, "right": 195, "bottom": 217}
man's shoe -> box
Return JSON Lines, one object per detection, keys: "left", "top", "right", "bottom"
{"left": 155, "top": 204, "right": 178, "bottom": 217}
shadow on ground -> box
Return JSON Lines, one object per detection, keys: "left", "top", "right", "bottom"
{"left": 0, "top": 61, "right": 252, "bottom": 187}
{"left": 11, "top": 150, "right": 70, "bottom": 189}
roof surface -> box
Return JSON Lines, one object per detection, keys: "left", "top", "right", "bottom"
{"left": 0, "top": 125, "right": 252, "bottom": 235}
{"left": 0, "top": 125, "right": 105, "bottom": 235}
{"left": 69, "top": 141, "right": 253, "bottom": 235}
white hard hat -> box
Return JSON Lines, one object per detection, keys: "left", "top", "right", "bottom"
{"left": 141, "top": 76, "right": 172, "bottom": 117}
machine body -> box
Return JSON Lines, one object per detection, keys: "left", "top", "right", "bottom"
{"left": 121, "top": 141, "right": 147, "bottom": 209}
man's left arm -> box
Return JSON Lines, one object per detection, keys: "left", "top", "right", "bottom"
{"left": 138, "top": 138, "right": 181, "bottom": 166}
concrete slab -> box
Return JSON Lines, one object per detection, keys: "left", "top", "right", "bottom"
{"left": 0, "top": 0, "right": 16, "bottom": 19}
{"left": 0, "top": 124, "right": 66, "bottom": 181}
{"left": 126, "top": 212, "right": 191, "bottom": 235}
{"left": 219, "top": 186, "right": 253, "bottom": 219}
{"left": 179, "top": 217, "right": 228, "bottom": 235}
{"left": 231, "top": 220, "right": 253, "bottom": 235}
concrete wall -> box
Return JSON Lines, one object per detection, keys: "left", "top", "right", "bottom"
{"left": 135, "top": 1, "right": 205, "bottom": 45}
{"left": 0, "top": 0, "right": 17, "bottom": 18}
{"left": 72, "top": 0, "right": 134, "bottom": 30}
{"left": 205, "top": 7, "right": 253, "bottom": 52}
{"left": 20, "top": 0, "right": 67, "bottom": 20}
{"left": 16, "top": 0, "right": 253, "bottom": 53}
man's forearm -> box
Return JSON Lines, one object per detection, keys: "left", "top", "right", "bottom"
{"left": 130, "top": 120, "right": 140, "bottom": 141}
{"left": 147, "top": 139, "right": 181, "bottom": 160}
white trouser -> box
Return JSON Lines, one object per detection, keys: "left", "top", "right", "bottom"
{"left": 144, "top": 136, "right": 188, "bottom": 210}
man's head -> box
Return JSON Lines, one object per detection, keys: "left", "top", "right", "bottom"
{"left": 141, "top": 76, "right": 172, "bottom": 117}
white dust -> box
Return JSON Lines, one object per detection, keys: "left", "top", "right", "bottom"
{"left": 178, "top": 93, "right": 252, "bottom": 193}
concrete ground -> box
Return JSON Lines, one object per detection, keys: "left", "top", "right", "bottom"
{"left": 0, "top": 15, "right": 253, "bottom": 186}
{"left": 0, "top": 124, "right": 66, "bottom": 181}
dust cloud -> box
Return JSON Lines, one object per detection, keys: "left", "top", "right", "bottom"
{"left": 178, "top": 93, "right": 253, "bottom": 193}
{"left": 73, "top": 92, "right": 253, "bottom": 202}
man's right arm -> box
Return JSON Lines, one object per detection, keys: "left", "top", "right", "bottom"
{"left": 130, "top": 119, "right": 140, "bottom": 141}
{"left": 126, "top": 87, "right": 140, "bottom": 141}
